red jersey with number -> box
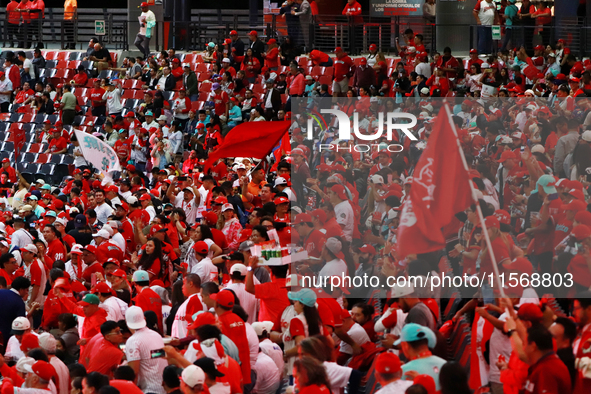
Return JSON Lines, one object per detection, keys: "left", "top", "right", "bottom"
{"left": 47, "top": 238, "right": 67, "bottom": 262}
{"left": 95, "top": 241, "right": 124, "bottom": 264}
{"left": 218, "top": 310, "right": 251, "bottom": 384}
{"left": 114, "top": 138, "right": 132, "bottom": 162}
{"left": 134, "top": 286, "right": 163, "bottom": 333}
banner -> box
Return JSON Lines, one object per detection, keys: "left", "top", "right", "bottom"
{"left": 203, "top": 121, "right": 291, "bottom": 172}
{"left": 73, "top": 129, "right": 121, "bottom": 174}
{"left": 370, "top": 0, "right": 425, "bottom": 17}
{"left": 397, "top": 105, "right": 472, "bottom": 257}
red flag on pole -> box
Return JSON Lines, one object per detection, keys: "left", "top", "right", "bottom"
{"left": 397, "top": 106, "right": 473, "bottom": 257}
{"left": 203, "top": 121, "right": 291, "bottom": 172}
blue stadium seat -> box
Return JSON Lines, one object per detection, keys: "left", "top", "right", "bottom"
{"left": 3, "top": 142, "right": 14, "bottom": 151}
{"left": 34, "top": 114, "right": 47, "bottom": 124}
{"left": 81, "top": 60, "right": 94, "bottom": 70}
{"left": 39, "top": 163, "right": 55, "bottom": 175}
{"left": 50, "top": 155, "right": 61, "bottom": 164}
{"left": 45, "top": 60, "right": 56, "bottom": 69}
{"left": 21, "top": 152, "right": 37, "bottom": 163}
{"left": 61, "top": 156, "right": 74, "bottom": 165}
{"left": 9, "top": 113, "right": 21, "bottom": 123}
{"left": 69, "top": 52, "right": 83, "bottom": 61}
{"left": 47, "top": 115, "right": 58, "bottom": 124}
{"left": 22, "top": 124, "right": 34, "bottom": 133}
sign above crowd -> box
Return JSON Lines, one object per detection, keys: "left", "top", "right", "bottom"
{"left": 73, "top": 129, "right": 121, "bottom": 175}
{"left": 370, "top": 0, "right": 425, "bottom": 17}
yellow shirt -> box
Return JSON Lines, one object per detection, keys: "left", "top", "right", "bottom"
{"left": 64, "top": 0, "right": 76, "bottom": 20}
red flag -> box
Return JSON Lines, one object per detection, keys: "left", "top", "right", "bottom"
{"left": 397, "top": 106, "right": 472, "bottom": 257}
{"left": 203, "top": 121, "right": 291, "bottom": 172}
{"left": 10, "top": 129, "right": 26, "bottom": 160}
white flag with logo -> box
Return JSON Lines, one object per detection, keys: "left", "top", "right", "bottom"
{"left": 73, "top": 129, "right": 121, "bottom": 174}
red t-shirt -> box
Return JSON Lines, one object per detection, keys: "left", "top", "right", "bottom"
{"left": 47, "top": 238, "right": 67, "bottom": 262}
{"left": 73, "top": 73, "right": 88, "bottom": 86}
{"left": 574, "top": 326, "right": 591, "bottom": 394}
{"left": 479, "top": 236, "right": 510, "bottom": 280}
{"left": 96, "top": 241, "right": 124, "bottom": 264}
{"left": 90, "top": 88, "right": 106, "bottom": 107}
{"left": 525, "top": 353, "right": 571, "bottom": 394}
{"left": 264, "top": 47, "right": 279, "bottom": 69}
{"left": 82, "top": 334, "right": 124, "bottom": 376}
{"left": 81, "top": 262, "right": 104, "bottom": 284}
{"left": 129, "top": 208, "right": 151, "bottom": 227}
{"left": 48, "top": 137, "right": 67, "bottom": 153}
{"left": 334, "top": 55, "right": 354, "bottom": 82}
{"left": 310, "top": 50, "right": 329, "bottom": 66}
{"left": 217, "top": 355, "right": 243, "bottom": 394}
{"left": 134, "top": 287, "right": 163, "bottom": 333}
{"left": 114, "top": 138, "right": 132, "bottom": 162}
{"left": 299, "top": 385, "right": 330, "bottom": 394}
{"left": 210, "top": 91, "right": 229, "bottom": 116}
{"left": 254, "top": 277, "right": 290, "bottom": 323}
{"left": 303, "top": 229, "right": 326, "bottom": 259}
{"left": 218, "top": 311, "right": 251, "bottom": 385}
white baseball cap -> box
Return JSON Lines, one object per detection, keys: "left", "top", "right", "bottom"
{"left": 582, "top": 130, "right": 591, "bottom": 142}
{"left": 35, "top": 179, "right": 45, "bottom": 185}
{"left": 15, "top": 357, "right": 35, "bottom": 374}
{"left": 54, "top": 217, "right": 67, "bottom": 227}
{"left": 127, "top": 196, "right": 139, "bottom": 205}
{"left": 93, "top": 229, "right": 111, "bottom": 239}
{"left": 221, "top": 203, "right": 234, "bottom": 212}
{"left": 370, "top": 175, "right": 384, "bottom": 184}
{"left": 391, "top": 282, "right": 415, "bottom": 298}
{"left": 251, "top": 321, "right": 274, "bottom": 337}
{"left": 230, "top": 263, "right": 248, "bottom": 276}
{"left": 12, "top": 316, "right": 31, "bottom": 331}
{"left": 125, "top": 306, "right": 146, "bottom": 330}
{"left": 38, "top": 332, "right": 57, "bottom": 353}
{"left": 274, "top": 177, "right": 288, "bottom": 187}
{"left": 21, "top": 244, "right": 38, "bottom": 255}
{"left": 101, "top": 224, "right": 114, "bottom": 236}
{"left": 182, "top": 365, "right": 205, "bottom": 388}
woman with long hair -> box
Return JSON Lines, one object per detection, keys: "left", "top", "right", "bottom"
{"left": 284, "top": 289, "right": 322, "bottom": 361}
{"left": 133, "top": 237, "right": 164, "bottom": 282}
{"left": 293, "top": 356, "right": 332, "bottom": 394}
{"left": 165, "top": 279, "right": 186, "bottom": 336}
{"left": 241, "top": 48, "right": 261, "bottom": 84}
{"left": 219, "top": 204, "right": 242, "bottom": 251}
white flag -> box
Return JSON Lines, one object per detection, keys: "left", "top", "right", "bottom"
{"left": 73, "top": 129, "right": 122, "bottom": 174}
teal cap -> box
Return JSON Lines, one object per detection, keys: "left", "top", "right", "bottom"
{"left": 288, "top": 288, "right": 317, "bottom": 307}
{"left": 132, "top": 270, "right": 150, "bottom": 282}
{"left": 393, "top": 323, "right": 437, "bottom": 348}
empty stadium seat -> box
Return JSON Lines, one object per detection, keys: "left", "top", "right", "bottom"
{"left": 21, "top": 152, "right": 37, "bottom": 163}
{"left": 68, "top": 60, "right": 81, "bottom": 69}
{"left": 35, "top": 153, "right": 49, "bottom": 163}
{"left": 44, "top": 52, "right": 57, "bottom": 60}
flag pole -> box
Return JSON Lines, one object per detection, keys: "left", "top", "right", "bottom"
{"left": 443, "top": 104, "right": 506, "bottom": 298}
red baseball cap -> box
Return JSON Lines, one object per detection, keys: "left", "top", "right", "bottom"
{"left": 193, "top": 241, "right": 209, "bottom": 255}
{"left": 93, "top": 282, "right": 116, "bottom": 295}
{"left": 248, "top": 30, "right": 257, "bottom": 36}
{"left": 273, "top": 196, "right": 289, "bottom": 205}
{"left": 203, "top": 211, "right": 219, "bottom": 226}
{"left": 115, "top": 201, "right": 129, "bottom": 212}
{"left": 25, "top": 361, "right": 55, "bottom": 382}
{"left": 497, "top": 150, "right": 517, "bottom": 163}
{"left": 568, "top": 189, "right": 585, "bottom": 201}
{"left": 413, "top": 375, "right": 436, "bottom": 394}
{"left": 358, "top": 244, "right": 376, "bottom": 255}
{"left": 360, "top": 58, "right": 367, "bottom": 65}
{"left": 188, "top": 312, "right": 217, "bottom": 330}
{"left": 517, "top": 303, "right": 543, "bottom": 322}
{"left": 293, "top": 213, "right": 313, "bottom": 224}
{"left": 494, "top": 209, "right": 511, "bottom": 225}
{"left": 572, "top": 224, "right": 591, "bottom": 241}
{"left": 213, "top": 196, "right": 228, "bottom": 205}
{"left": 576, "top": 211, "right": 591, "bottom": 227}
{"left": 563, "top": 199, "right": 587, "bottom": 212}
{"left": 484, "top": 215, "right": 500, "bottom": 230}
{"left": 20, "top": 333, "right": 39, "bottom": 352}
{"left": 111, "top": 269, "right": 127, "bottom": 279}
{"left": 82, "top": 245, "right": 97, "bottom": 254}
{"left": 149, "top": 224, "right": 167, "bottom": 237}
{"left": 369, "top": 44, "right": 377, "bottom": 51}
{"left": 230, "top": 30, "right": 238, "bottom": 35}
{"left": 140, "top": 2, "right": 149, "bottom": 7}
{"left": 504, "top": 257, "right": 533, "bottom": 276}
{"left": 469, "top": 49, "right": 478, "bottom": 54}
{"left": 375, "top": 352, "right": 401, "bottom": 374}
{"left": 211, "top": 290, "right": 235, "bottom": 308}
{"left": 139, "top": 193, "right": 152, "bottom": 201}
{"left": 330, "top": 184, "right": 348, "bottom": 200}
{"left": 309, "top": 209, "right": 327, "bottom": 224}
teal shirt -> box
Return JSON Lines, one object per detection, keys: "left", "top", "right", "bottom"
{"left": 504, "top": 4, "right": 518, "bottom": 27}
{"left": 402, "top": 355, "right": 447, "bottom": 390}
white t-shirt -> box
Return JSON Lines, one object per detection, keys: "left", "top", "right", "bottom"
{"left": 23, "top": 58, "right": 35, "bottom": 80}
{"left": 190, "top": 257, "right": 218, "bottom": 284}
{"left": 476, "top": 0, "right": 496, "bottom": 26}
{"left": 171, "top": 293, "right": 205, "bottom": 339}
{"left": 375, "top": 379, "right": 414, "bottom": 394}
{"left": 95, "top": 202, "right": 114, "bottom": 224}
{"left": 125, "top": 327, "right": 167, "bottom": 394}
{"left": 259, "top": 338, "right": 284, "bottom": 374}
{"left": 174, "top": 193, "right": 199, "bottom": 225}
{"left": 0, "top": 77, "right": 13, "bottom": 104}
{"left": 334, "top": 200, "right": 354, "bottom": 241}
{"left": 488, "top": 312, "right": 511, "bottom": 383}
{"left": 225, "top": 282, "right": 258, "bottom": 324}
{"left": 415, "top": 62, "right": 432, "bottom": 78}
{"left": 252, "top": 352, "right": 281, "bottom": 394}
{"left": 318, "top": 259, "right": 348, "bottom": 280}
{"left": 6, "top": 331, "right": 40, "bottom": 361}
{"left": 324, "top": 361, "right": 352, "bottom": 393}
{"left": 339, "top": 322, "right": 370, "bottom": 354}
{"left": 102, "top": 295, "right": 129, "bottom": 322}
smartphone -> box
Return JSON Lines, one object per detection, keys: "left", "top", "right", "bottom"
{"left": 178, "top": 176, "right": 187, "bottom": 181}
{"left": 150, "top": 349, "right": 166, "bottom": 359}
{"left": 485, "top": 68, "right": 493, "bottom": 73}
{"left": 119, "top": 344, "right": 126, "bottom": 352}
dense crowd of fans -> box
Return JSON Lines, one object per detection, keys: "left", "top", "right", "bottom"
{"left": 0, "top": 15, "right": 589, "bottom": 394}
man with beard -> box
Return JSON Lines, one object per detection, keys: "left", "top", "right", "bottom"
{"left": 293, "top": 213, "right": 326, "bottom": 259}
{"left": 94, "top": 189, "right": 114, "bottom": 224}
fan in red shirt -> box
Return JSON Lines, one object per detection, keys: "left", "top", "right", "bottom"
{"left": 89, "top": 79, "right": 107, "bottom": 116}
{"left": 54, "top": 291, "right": 108, "bottom": 355}
{"left": 42, "top": 225, "right": 67, "bottom": 262}
{"left": 114, "top": 130, "right": 133, "bottom": 163}
{"left": 309, "top": 49, "right": 332, "bottom": 67}
{"left": 131, "top": 270, "right": 163, "bottom": 334}
{"left": 14, "top": 82, "right": 34, "bottom": 104}
{"left": 333, "top": 47, "right": 354, "bottom": 84}
{"left": 210, "top": 83, "right": 229, "bottom": 118}
{"left": 342, "top": 0, "right": 363, "bottom": 24}
{"left": 80, "top": 320, "right": 124, "bottom": 377}
{"left": 46, "top": 129, "right": 68, "bottom": 154}
{"left": 240, "top": 48, "right": 261, "bottom": 81}
{"left": 73, "top": 66, "right": 89, "bottom": 87}
{"left": 80, "top": 245, "right": 105, "bottom": 286}
{"left": 1, "top": 158, "right": 17, "bottom": 183}
{"left": 171, "top": 58, "right": 184, "bottom": 79}
{"left": 212, "top": 290, "right": 252, "bottom": 385}
{"left": 436, "top": 47, "right": 460, "bottom": 79}
{"left": 41, "top": 278, "right": 77, "bottom": 331}
{"left": 294, "top": 356, "right": 332, "bottom": 394}
{"left": 264, "top": 39, "right": 279, "bottom": 70}
{"left": 94, "top": 229, "right": 124, "bottom": 264}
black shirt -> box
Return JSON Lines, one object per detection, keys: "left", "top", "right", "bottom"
{"left": 67, "top": 229, "right": 94, "bottom": 246}
{"left": 90, "top": 48, "right": 111, "bottom": 63}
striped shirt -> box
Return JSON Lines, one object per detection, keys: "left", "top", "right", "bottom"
{"left": 125, "top": 327, "right": 167, "bottom": 394}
